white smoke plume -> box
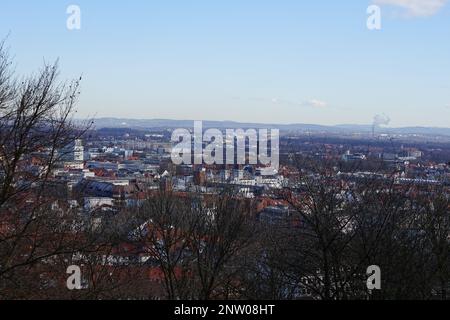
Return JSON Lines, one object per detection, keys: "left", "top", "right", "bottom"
{"left": 373, "top": 114, "right": 391, "bottom": 127}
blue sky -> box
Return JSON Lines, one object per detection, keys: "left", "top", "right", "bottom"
{"left": 1, "top": 0, "right": 450, "bottom": 127}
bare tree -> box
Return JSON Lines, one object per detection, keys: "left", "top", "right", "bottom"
{"left": 0, "top": 40, "right": 94, "bottom": 298}
{"left": 188, "top": 192, "right": 254, "bottom": 300}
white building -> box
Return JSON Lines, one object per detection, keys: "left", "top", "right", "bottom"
{"left": 74, "top": 139, "right": 84, "bottom": 162}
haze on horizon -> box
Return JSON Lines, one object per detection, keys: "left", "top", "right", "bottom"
{"left": 1, "top": 0, "right": 450, "bottom": 127}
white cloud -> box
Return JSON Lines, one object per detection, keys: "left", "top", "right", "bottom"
{"left": 246, "top": 97, "right": 328, "bottom": 108}
{"left": 304, "top": 99, "right": 328, "bottom": 108}
{"left": 374, "top": 0, "right": 448, "bottom": 17}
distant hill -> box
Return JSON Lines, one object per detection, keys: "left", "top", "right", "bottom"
{"left": 87, "top": 118, "right": 450, "bottom": 137}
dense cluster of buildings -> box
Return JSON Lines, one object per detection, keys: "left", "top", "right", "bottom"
{"left": 10, "top": 130, "right": 448, "bottom": 299}
{"left": 24, "top": 132, "right": 446, "bottom": 223}
{"left": 34, "top": 135, "right": 292, "bottom": 221}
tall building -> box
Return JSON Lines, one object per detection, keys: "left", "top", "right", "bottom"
{"left": 59, "top": 139, "right": 85, "bottom": 162}
{"left": 74, "top": 139, "right": 84, "bottom": 162}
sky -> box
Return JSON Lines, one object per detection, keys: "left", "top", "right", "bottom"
{"left": 1, "top": 0, "right": 450, "bottom": 127}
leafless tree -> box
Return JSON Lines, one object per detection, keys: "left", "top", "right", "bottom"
{"left": 0, "top": 40, "right": 97, "bottom": 298}
{"left": 188, "top": 192, "right": 254, "bottom": 300}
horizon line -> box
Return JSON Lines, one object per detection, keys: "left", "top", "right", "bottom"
{"left": 83, "top": 117, "right": 450, "bottom": 130}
